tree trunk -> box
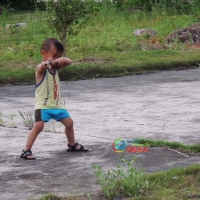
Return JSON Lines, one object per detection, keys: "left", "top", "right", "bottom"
{"left": 61, "top": 28, "right": 67, "bottom": 57}
{"left": 62, "top": 36, "right": 67, "bottom": 57}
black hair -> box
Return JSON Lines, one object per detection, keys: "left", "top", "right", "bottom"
{"left": 40, "top": 38, "right": 64, "bottom": 53}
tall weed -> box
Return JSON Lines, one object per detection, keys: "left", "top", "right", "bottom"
{"left": 18, "top": 111, "right": 34, "bottom": 130}
{"left": 0, "top": 6, "right": 8, "bottom": 27}
{"left": 93, "top": 157, "right": 147, "bottom": 199}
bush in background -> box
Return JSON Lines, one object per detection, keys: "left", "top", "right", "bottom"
{"left": 46, "top": 0, "right": 96, "bottom": 55}
{"left": 98, "top": 0, "right": 200, "bottom": 14}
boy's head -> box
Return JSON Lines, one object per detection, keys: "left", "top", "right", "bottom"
{"left": 40, "top": 38, "right": 64, "bottom": 61}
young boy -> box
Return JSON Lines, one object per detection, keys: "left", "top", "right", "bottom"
{"left": 20, "top": 38, "right": 88, "bottom": 160}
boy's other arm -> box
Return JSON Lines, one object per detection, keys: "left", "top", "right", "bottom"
{"left": 36, "top": 61, "right": 51, "bottom": 74}
{"left": 35, "top": 62, "right": 53, "bottom": 84}
{"left": 55, "top": 57, "right": 72, "bottom": 70}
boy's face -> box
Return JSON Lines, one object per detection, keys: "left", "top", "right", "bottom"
{"left": 41, "top": 44, "right": 63, "bottom": 61}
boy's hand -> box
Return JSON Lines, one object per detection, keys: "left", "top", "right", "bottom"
{"left": 45, "top": 60, "right": 53, "bottom": 69}
{"left": 44, "top": 59, "right": 59, "bottom": 69}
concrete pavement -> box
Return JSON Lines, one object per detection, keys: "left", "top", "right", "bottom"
{"left": 0, "top": 69, "right": 200, "bottom": 200}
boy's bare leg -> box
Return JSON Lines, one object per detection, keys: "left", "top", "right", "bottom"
{"left": 60, "top": 117, "right": 88, "bottom": 150}
{"left": 23, "top": 121, "right": 44, "bottom": 158}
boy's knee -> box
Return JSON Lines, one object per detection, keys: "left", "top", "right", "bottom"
{"left": 34, "top": 122, "right": 44, "bottom": 132}
{"left": 66, "top": 118, "right": 73, "bottom": 129}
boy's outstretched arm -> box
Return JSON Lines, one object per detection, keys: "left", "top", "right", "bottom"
{"left": 54, "top": 57, "right": 72, "bottom": 70}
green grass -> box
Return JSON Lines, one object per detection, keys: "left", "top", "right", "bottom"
{"left": 0, "top": 8, "right": 200, "bottom": 84}
{"left": 137, "top": 138, "right": 200, "bottom": 154}
{"left": 30, "top": 164, "right": 200, "bottom": 200}
{"left": 133, "top": 164, "right": 200, "bottom": 200}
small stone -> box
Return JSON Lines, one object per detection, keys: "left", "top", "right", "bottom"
{"left": 5, "top": 24, "right": 12, "bottom": 29}
{"left": 14, "top": 23, "right": 26, "bottom": 28}
{"left": 70, "top": 47, "right": 78, "bottom": 51}
{"left": 133, "top": 28, "right": 156, "bottom": 37}
{"left": 7, "top": 47, "right": 14, "bottom": 51}
{"left": 5, "top": 23, "right": 26, "bottom": 29}
{"left": 8, "top": 7, "right": 15, "bottom": 11}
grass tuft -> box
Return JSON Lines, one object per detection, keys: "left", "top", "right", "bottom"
{"left": 18, "top": 110, "right": 34, "bottom": 130}
{"left": 138, "top": 138, "right": 200, "bottom": 153}
{"left": 93, "top": 157, "right": 147, "bottom": 199}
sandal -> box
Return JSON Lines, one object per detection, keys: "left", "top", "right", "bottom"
{"left": 20, "top": 149, "right": 36, "bottom": 160}
{"left": 67, "top": 142, "right": 89, "bottom": 152}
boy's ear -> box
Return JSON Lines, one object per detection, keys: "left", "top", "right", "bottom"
{"left": 41, "top": 50, "right": 45, "bottom": 56}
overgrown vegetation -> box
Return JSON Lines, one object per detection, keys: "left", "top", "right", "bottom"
{"left": 0, "top": 0, "right": 45, "bottom": 10}
{"left": 0, "top": 1, "right": 200, "bottom": 84}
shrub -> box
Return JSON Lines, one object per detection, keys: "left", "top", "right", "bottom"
{"left": 93, "top": 157, "right": 148, "bottom": 199}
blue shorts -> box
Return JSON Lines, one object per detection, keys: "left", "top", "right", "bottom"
{"left": 35, "top": 109, "right": 70, "bottom": 122}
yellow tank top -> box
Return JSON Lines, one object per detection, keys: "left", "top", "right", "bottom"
{"left": 34, "top": 68, "right": 64, "bottom": 110}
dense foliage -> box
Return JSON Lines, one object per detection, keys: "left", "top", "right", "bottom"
{"left": 0, "top": 0, "right": 200, "bottom": 84}
{"left": 101, "top": 0, "right": 200, "bottom": 14}
{"left": 0, "top": 0, "right": 45, "bottom": 10}
{"left": 0, "top": 0, "right": 200, "bottom": 14}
